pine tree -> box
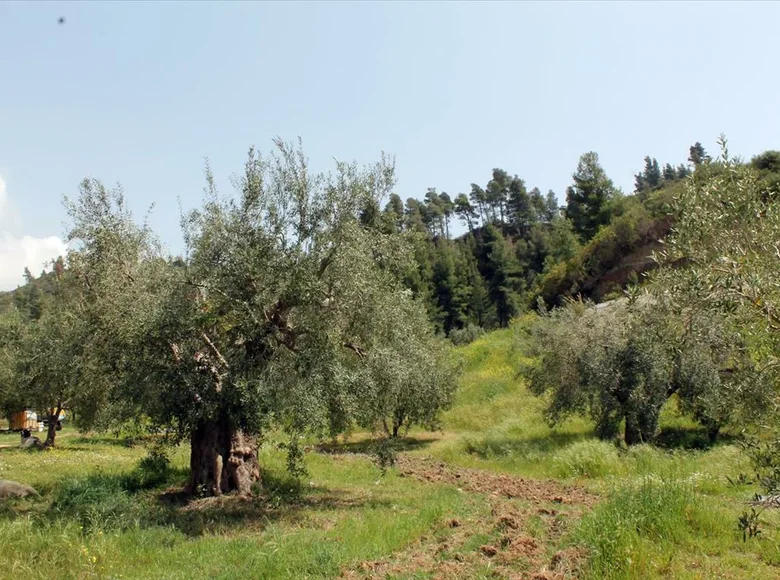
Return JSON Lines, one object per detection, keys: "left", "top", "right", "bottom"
{"left": 461, "top": 244, "right": 497, "bottom": 329}
{"left": 430, "top": 241, "right": 470, "bottom": 333}
{"left": 529, "top": 187, "right": 547, "bottom": 223}
{"left": 383, "top": 193, "right": 405, "bottom": 231}
{"left": 635, "top": 156, "right": 661, "bottom": 194}
{"left": 454, "top": 193, "right": 477, "bottom": 232}
{"left": 439, "top": 192, "right": 454, "bottom": 239}
{"left": 544, "top": 190, "right": 559, "bottom": 222}
{"left": 662, "top": 163, "right": 676, "bottom": 183}
{"left": 507, "top": 177, "right": 533, "bottom": 232}
{"left": 634, "top": 172, "right": 646, "bottom": 194}
{"left": 405, "top": 198, "right": 428, "bottom": 233}
{"left": 565, "top": 151, "right": 617, "bottom": 241}
{"left": 477, "top": 225, "right": 523, "bottom": 326}
{"left": 688, "top": 142, "right": 709, "bottom": 166}
{"left": 424, "top": 189, "right": 445, "bottom": 237}
{"left": 359, "top": 197, "right": 381, "bottom": 228}
{"left": 486, "top": 168, "right": 510, "bottom": 223}
{"left": 646, "top": 157, "right": 661, "bottom": 189}
{"left": 469, "top": 184, "right": 488, "bottom": 226}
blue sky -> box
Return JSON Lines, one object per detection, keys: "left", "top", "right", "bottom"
{"left": 1, "top": 1, "right": 778, "bottom": 289}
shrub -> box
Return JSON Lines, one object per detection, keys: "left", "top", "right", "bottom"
{"left": 449, "top": 323, "right": 485, "bottom": 346}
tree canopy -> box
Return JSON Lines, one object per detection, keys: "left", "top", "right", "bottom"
{"left": 0, "top": 140, "right": 458, "bottom": 496}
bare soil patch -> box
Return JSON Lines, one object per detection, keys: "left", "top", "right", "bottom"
{"left": 341, "top": 455, "right": 595, "bottom": 579}
{"left": 395, "top": 455, "right": 597, "bottom": 507}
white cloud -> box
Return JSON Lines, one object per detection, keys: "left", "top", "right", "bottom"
{"left": 0, "top": 174, "right": 68, "bottom": 291}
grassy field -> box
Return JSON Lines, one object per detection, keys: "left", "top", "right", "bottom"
{"left": 1, "top": 327, "right": 779, "bottom": 579}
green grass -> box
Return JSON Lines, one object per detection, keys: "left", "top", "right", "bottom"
{"left": 0, "top": 429, "right": 484, "bottom": 579}
{"left": 574, "top": 478, "right": 780, "bottom": 579}
{"left": 2, "top": 324, "right": 780, "bottom": 578}
{"left": 431, "top": 326, "right": 780, "bottom": 578}
{"left": 423, "top": 329, "right": 751, "bottom": 494}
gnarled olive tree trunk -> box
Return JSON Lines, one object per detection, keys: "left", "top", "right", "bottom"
{"left": 189, "top": 415, "right": 260, "bottom": 497}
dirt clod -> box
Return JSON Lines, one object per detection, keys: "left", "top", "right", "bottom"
{"left": 498, "top": 515, "right": 519, "bottom": 529}
{"left": 341, "top": 454, "right": 596, "bottom": 579}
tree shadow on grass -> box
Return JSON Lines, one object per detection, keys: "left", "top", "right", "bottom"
{"left": 155, "top": 476, "right": 392, "bottom": 537}
{"left": 68, "top": 435, "right": 138, "bottom": 448}
{"left": 315, "top": 436, "right": 434, "bottom": 456}
{"left": 3, "top": 460, "right": 391, "bottom": 539}
{"left": 654, "top": 426, "right": 738, "bottom": 451}
{"left": 463, "top": 431, "right": 591, "bottom": 460}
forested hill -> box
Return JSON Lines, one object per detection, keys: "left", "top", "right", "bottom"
{"left": 3, "top": 146, "right": 780, "bottom": 338}
{"left": 0, "top": 262, "right": 63, "bottom": 318}
{"left": 368, "top": 145, "right": 780, "bottom": 337}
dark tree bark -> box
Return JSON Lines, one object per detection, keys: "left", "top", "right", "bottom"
{"left": 391, "top": 409, "right": 406, "bottom": 438}
{"left": 624, "top": 413, "right": 643, "bottom": 446}
{"left": 44, "top": 405, "right": 62, "bottom": 448}
{"left": 189, "top": 415, "right": 260, "bottom": 497}
{"left": 707, "top": 423, "right": 721, "bottom": 444}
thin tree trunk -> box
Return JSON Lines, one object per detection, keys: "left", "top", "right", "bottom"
{"left": 44, "top": 405, "right": 62, "bottom": 448}
{"left": 189, "top": 415, "right": 260, "bottom": 497}
{"left": 391, "top": 409, "right": 405, "bottom": 438}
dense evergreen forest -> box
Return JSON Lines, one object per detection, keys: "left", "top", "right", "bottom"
{"left": 356, "top": 143, "right": 779, "bottom": 339}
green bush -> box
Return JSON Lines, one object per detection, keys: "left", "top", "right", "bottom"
{"left": 449, "top": 323, "right": 486, "bottom": 346}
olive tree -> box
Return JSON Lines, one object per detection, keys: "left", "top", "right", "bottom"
{"left": 66, "top": 140, "right": 457, "bottom": 496}
{"left": 529, "top": 293, "right": 750, "bottom": 445}
{"left": 0, "top": 306, "right": 26, "bottom": 419}
{"left": 653, "top": 136, "right": 780, "bottom": 483}
{"left": 16, "top": 270, "right": 109, "bottom": 447}
{"left": 348, "top": 295, "right": 457, "bottom": 438}
{"left": 654, "top": 138, "right": 780, "bottom": 422}
{"left": 530, "top": 297, "right": 676, "bottom": 444}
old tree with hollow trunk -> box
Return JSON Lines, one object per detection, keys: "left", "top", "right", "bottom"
{"left": 65, "top": 140, "right": 457, "bottom": 496}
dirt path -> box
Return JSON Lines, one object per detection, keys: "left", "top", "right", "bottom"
{"left": 341, "top": 455, "right": 596, "bottom": 580}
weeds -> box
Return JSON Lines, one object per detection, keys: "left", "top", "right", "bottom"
{"left": 738, "top": 507, "right": 763, "bottom": 542}
{"left": 726, "top": 472, "right": 752, "bottom": 487}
